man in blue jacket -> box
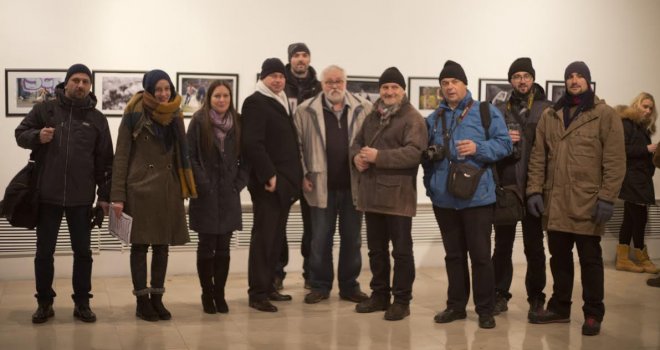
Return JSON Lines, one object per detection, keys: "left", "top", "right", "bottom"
{"left": 422, "top": 60, "right": 512, "bottom": 329}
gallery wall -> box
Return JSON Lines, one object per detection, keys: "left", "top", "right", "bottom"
{"left": 2, "top": 0, "right": 660, "bottom": 203}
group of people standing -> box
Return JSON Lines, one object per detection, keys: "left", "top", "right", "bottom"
{"left": 14, "top": 43, "right": 658, "bottom": 337}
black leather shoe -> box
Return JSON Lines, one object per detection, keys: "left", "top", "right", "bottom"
{"left": 478, "top": 314, "right": 496, "bottom": 329}
{"left": 32, "top": 303, "right": 54, "bottom": 324}
{"left": 434, "top": 309, "right": 467, "bottom": 323}
{"left": 355, "top": 295, "right": 390, "bottom": 313}
{"left": 268, "top": 291, "right": 292, "bottom": 301}
{"left": 339, "top": 290, "right": 369, "bottom": 303}
{"left": 527, "top": 299, "right": 545, "bottom": 321}
{"left": 528, "top": 309, "right": 570, "bottom": 324}
{"left": 493, "top": 295, "right": 508, "bottom": 315}
{"left": 304, "top": 291, "right": 329, "bottom": 304}
{"left": 73, "top": 304, "right": 97, "bottom": 323}
{"left": 384, "top": 303, "right": 410, "bottom": 321}
{"left": 249, "top": 299, "right": 278, "bottom": 312}
{"left": 582, "top": 317, "right": 601, "bottom": 336}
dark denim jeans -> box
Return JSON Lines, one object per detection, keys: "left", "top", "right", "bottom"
{"left": 35, "top": 203, "right": 93, "bottom": 304}
{"left": 308, "top": 189, "right": 363, "bottom": 295}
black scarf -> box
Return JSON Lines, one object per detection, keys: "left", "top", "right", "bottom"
{"left": 554, "top": 89, "right": 595, "bottom": 128}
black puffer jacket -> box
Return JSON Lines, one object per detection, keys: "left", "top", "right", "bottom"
{"left": 15, "top": 83, "right": 113, "bottom": 206}
{"left": 284, "top": 64, "right": 321, "bottom": 107}
{"left": 618, "top": 105, "right": 655, "bottom": 204}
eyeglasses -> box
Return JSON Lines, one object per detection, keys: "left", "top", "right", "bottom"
{"left": 511, "top": 74, "right": 533, "bottom": 82}
{"left": 324, "top": 80, "right": 345, "bottom": 86}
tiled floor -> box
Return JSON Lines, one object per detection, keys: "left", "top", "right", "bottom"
{"left": 0, "top": 265, "right": 658, "bottom": 350}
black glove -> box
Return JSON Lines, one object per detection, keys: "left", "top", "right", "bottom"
{"left": 527, "top": 194, "right": 544, "bottom": 218}
{"left": 90, "top": 205, "right": 104, "bottom": 229}
{"left": 592, "top": 200, "right": 614, "bottom": 224}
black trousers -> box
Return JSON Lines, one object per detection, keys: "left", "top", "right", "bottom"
{"left": 364, "top": 212, "right": 414, "bottom": 305}
{"left": 547, "top": 231, "right": 604, "bottom": 321}
{"left": 35, "top": 203, "right": 93, "bottom": 304}
{"left": 130, "top": 244, "right": 169, "bottom": 295}
{"left": 492, "top": 211, "right": 546, "bottom": 303}
{"left": 248, "top": 190, "right": 291, "bottom": 301}
{"left": 433, "top": 205, "right": 495, "bottom": 316}
{"left": 275, "top": 196, "right": 311, "bottom": 282}
{"left": 618, "top": 201, "right": 648, "bottom": 249}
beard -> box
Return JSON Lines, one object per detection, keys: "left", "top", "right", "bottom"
{"left": 326, "top": 89, "right": 345, "bottom": 104}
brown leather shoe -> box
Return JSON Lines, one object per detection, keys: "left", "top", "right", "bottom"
{"left": 249, "top": 299, "right": 278, "bottom": 312}
{"left": 268, "top": 291, "right": 292, "bottom": 301}
{"left": 340, "top": 290, "right": 369, "bottom": 303}
{"left": 304, "top": 291, "right": 329, "bottom": 304}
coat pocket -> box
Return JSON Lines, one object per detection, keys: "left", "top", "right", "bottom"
{"left": 373, "top": 175, "right": 402, "bottom": 208}
{"left": 567, "top": 183, "right": 599, "bottom": 221}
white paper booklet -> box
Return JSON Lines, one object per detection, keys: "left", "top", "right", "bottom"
{"left": 109, "top": 212, "right": 132, "bottom": 244}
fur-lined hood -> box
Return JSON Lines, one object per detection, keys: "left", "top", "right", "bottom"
{"left": 615, "top": 104, "right": 655, "bottom": 134}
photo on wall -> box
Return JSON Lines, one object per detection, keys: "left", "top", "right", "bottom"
{"left": 92, "top": 70, "right": 146, "bottom": 116}
{"left": 5, "top": 69, "right": 66, "bottom": 116}
{"left": 177, "top": 72, "right": 239, "bottom": 116}
{"left": 408, "top": 76, "right": 443, "bottom": 116}
{"left": 346, "top": 76, "right": 380, "bottom": 103}
{"left": 478, "top": 78, "right": 512, "bottom": 105}
{"left": 546, "top": 80, "right": 597, "bottom": 103}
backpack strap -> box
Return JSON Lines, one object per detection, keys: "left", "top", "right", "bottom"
{"left": 479, "top": 101, "right": 503, "bottom": 185}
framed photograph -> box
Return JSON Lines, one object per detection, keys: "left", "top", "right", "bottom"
{"left": 92, "top": 70, "right": 146, "bottom": 116}
{"left": 5, "top": 69, "right": 66, "bottom": 116}
{"left": 478, "top": 78, "right": 512, "bottom": 104}
{"left": 408, "top": 77, "right": 442, "bottom": 116}
{"left": 346, "top": 76, "right": 380, "bottom": 103}
{"left": 546, "top": 80, "right": 597, "bottom": 103}
{"left": 176, "top": 72, "right": 239, "bottom": 116}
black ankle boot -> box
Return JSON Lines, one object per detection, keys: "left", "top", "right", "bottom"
{"left": 201, "top": 294, "right": 216, "bottom": 314}
{"left": 135, "top": 295, "right": 159, "bottom": 322}
{"left": 150, "top": 294, "right": 171, "bottom": 320}
{"left": 32, "top": 301, "right": 54, "bottom": 324}
{"left": 214, "top": 293, "right": 228, "bottom": 313}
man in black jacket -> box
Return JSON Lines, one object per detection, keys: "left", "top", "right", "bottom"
{"left": 242, "top": 58, "right": 303, "bottom": 312}
{"left": 15, "top": 63, "right": 114, "bottom": 324}
{"left": 491, "top": 57, "right": 552, "bottom": 319}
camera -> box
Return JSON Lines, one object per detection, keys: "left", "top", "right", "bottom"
{"left": 422, "top": 144, "right": 446, "bottom": 162}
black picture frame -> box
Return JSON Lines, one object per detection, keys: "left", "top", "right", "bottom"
{"left": 5, "top": 69, "right": 66, "bottom": 117}
{"left": 546, "top": 80, "right": 597, "bottom": 103}
{"left": 478, "top": 78, "right": 512, "bottom": 104}
{"left": 176, "top": 72, "right": 239, "bottom": 116}
{"left": 346, "top": 76, "right": 380, "bottom": 103}
{"left": 92, "top": 70, "right": 146, "bottom": 116}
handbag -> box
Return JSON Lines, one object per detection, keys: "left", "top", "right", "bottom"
{"left": 493, "top": 183, "right": 525, "bottom": 225}
{"left": 0, "top": 154, "right": 41, "bottom": 229}
{"left": 446, "top": 161, "right": 486, "bottom": 200}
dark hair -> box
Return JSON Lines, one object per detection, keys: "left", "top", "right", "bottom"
{"left": 198, "top": 80, "right": 240, "bottom": 156}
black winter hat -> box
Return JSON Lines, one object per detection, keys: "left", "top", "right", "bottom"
{"left": 439, "top": 60, "right": 467, "bottom": 85}
{"left": 287, "top": 42, "right": 310, "bottom": 62}
{"left": 378, "top": 67, "right": 406, "bottom": 89}
{"left": 260, "top": 58, "right": 286, "bottom": 79}
{"left": 508, "top": 57, "right": 535, "bottom": 82}
{"left": 65, "top": 63, "right": 92, "bottom": 84}
{"left": 142, "top": 69, "right": 176, "bottom": 96}
{"left": 564, "top": 61, "right": 592, "bottom": 85}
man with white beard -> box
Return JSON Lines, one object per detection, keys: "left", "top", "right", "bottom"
{"left": 294, "top": 65, "right": 373, "bottom": 304}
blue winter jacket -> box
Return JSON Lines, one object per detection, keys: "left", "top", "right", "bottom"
{"left": 422, "top": 91, "right": 512, "bottom": 209}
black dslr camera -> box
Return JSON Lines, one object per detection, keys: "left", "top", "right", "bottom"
{"left": 422, "top": 144, "right": 446, "bottom": 162}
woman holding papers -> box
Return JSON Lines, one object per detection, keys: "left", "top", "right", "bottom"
{"left": 110, "top": 69, "right": 197, "bottom": 322}
{"left": 187, "top": 80, "right": 248, "bottom": 314}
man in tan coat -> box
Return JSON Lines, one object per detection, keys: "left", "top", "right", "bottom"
{"left": 526, "top": 61, "right": 625, "bottom": 336}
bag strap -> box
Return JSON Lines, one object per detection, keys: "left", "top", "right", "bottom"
{"left": 479, "top": 102, "right": 503, "bottom": 186}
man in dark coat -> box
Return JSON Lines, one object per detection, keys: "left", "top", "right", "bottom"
{"left": 15, "top": 63, "right": 114, "bottom": 324}
{"left": 242, "top": 58, "right": 303, "bottom": 312}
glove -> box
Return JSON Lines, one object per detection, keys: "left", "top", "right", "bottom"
{"left": 89, "top": 205, "right": 104, "bottom": 229}
{"left": 592, "top": 200, "right": 614, "bottom": 224}
{"left": 527, "top": 194, "right": 544, "bottom": 218}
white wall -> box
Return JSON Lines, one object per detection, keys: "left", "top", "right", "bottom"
{"left": 1, "top": 0, "right": 660, "bottom": 200}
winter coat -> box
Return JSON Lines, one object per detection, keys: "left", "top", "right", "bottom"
{"left": 350, "top": 99, "right": 427, "bottom": 217}
{"left": 494, "top": 83, "right": 552, "bottom": 196}
{"left": 285, "top": 64, "right": 322, "bottom": 109}
{"left": 187, "top": 110, "right": 248, "bottom": 235}
{"left": 294, "top": 92, "right": 372, "bottom": 208}
{"left": 527, "top": 96, "right": 625, "bottom": 236}
{"left": 241, "top": 91, "right": 303, "bottom": 204}
{"left": 617, "top": 106, "right": 655, "bottom": 204}
{"left": 15, "top": 84, "right": 113, "bottom": 206}
{"left": 110, "top": 98, "right": 190, "bottom": 245}
{"left": 422, "top": 91, "right": 513, "bottom": 210}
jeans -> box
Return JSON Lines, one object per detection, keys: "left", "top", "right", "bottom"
{"left": 309, "top": 189, "right": 363, "bottom": 295}
{"left": 492, "top": 211, "right": 546, "bottom": 303}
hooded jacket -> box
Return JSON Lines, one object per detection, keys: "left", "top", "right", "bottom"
{"left": 617, "top": 105, "right": 655, "bottom": 204}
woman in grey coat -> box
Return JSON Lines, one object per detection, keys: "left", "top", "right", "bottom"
{"left": 187, "top": 80, "right": 247, "bottom": 314}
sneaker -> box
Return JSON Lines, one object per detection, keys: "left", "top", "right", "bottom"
{"left": 529, "top": 309, "right": 570, "bottom": 324}
{"left": 32, "top": 303, "right": 54, "bottom": 324}
{"left": 73, "top": 304, "right": 97, "bottom": 323}
{"left": 339, "top": 290, "right": 369, "bottom": 303}
{"left": 433, "top": 309, "right": 467, "bottom": 323}
{"left": 355, "top": 295, "right": 390, "bottom": 313}
{"left": 304, "top": 291, "right": 329, "bottom": 304}
{"left": 384, "top": 303, "right": 410, "bottom": 321}
{"left": 478, "top": 314, "right": 496, "bottom": 329}
{"left": 493, "top": 295, "right": 508, "bottom": 315}
{"left": 582, "top": 317, "right": 601, "bottom": 336}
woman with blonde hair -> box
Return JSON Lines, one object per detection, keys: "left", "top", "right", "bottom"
{"left": 616, "top": 92, "right": 658, "bottom": 274}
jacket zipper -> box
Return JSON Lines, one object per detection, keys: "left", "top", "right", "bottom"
{"left": 62, "top": 107, "right": 73, "bottom": 205}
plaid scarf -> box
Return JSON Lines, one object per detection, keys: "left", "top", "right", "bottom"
{"left": 124, "top": 91, "right": 197, "bottom": 199}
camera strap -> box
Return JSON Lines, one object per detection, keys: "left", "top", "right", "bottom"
{"left": 434, "top": 100, "right": 475, "bottom": 160}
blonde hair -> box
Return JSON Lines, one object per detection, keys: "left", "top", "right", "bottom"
{"left": 630, "top": 92, "right": 657, "bottom": 135}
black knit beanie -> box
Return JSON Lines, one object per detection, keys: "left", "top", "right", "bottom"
{"left": 508, "top": 57, "right": 535, "bottom": 82}
{"left": 65, "top": 63, "right": 92, "bottom": 84}
{"left": 564, "top": 61, "right": 591, "bottom": 86}
{"left": 260, "top": 58, "right": 286, "bottom": 79}
{"left": 378, "top": 67, "right": 406, "bottom": 89}
{"left": 438, "top": 60, "right": 467, "bottom": 85}
{"left": 287, "top": 42, "right": 310, "bottom": 62}
{"left": 142, "top": 69, "right": 176, "bottom": 96}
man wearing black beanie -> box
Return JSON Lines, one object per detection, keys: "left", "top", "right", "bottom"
{"left": 527, "top": 61, "right": 625, "bottom": 336}
{"left": 350, "top": 66, "right": 427, "bottom": 321}
{"left": 491, "top": 57, "right": 551, "bottom": 320}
